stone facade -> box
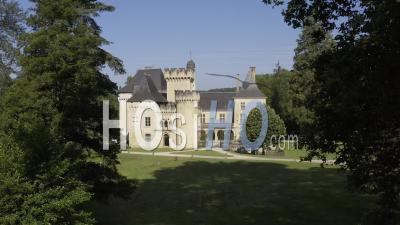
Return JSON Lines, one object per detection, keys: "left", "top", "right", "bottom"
{"left": 118, "top": 60, "right": 266, "bottom": 150}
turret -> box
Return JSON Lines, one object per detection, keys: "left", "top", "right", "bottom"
{"left": 164, "top": 60, "right": 196, "bottom": 102}
{"left": 186, "top": 59, "right": 195, "bottom": 71}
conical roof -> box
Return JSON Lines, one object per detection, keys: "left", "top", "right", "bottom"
{"left": 186, "top": 59, "right": 195, "bottom": 70}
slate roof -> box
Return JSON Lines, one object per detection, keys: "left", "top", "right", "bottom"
{"left": 186, "top": 60, "right": 195, "bottom": 70}
{"left": 199, "top": 83, "right": 265, "bottom": 110}
{"left": 199, "top": 92, "right": 236, "bottom": 111}
{"left": 118, "top": 80, "right": 135, "bottom": 93}
{"left": 118, "top": 68, "right": 166, "bottom": 94}
{"left": 119, "top": 66, "right": 265, "bottom": 106}
{"left": 127, "top": 75, "right": 168, "bottom": 103}
{"left": 235, "top": 83, "right": 265, "bottom": 98}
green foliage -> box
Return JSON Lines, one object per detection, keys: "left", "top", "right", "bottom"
{"left": 0, "top": 0, "right": 25, "bottom": 95}
{"left": 246, "top": 104, "right": 286, "bottom": 147}
{"left": 0, "top": 174, "right": 94, "bottom": 225}
{"left": 246, "top": 108, "right": 262, "bottom": 142}
{"left": 256, "top": 68, "right": 295, "bottom": 133}
{"left": 264, "top": 0, "right": 400, "bottom": 224}
{"left": 0, "top": 0, "right": 133, "bottom": 223}
{"left": 0, "top": 73, "right": 12, "bottom": 96}
{"left": 290, "top": 19, "right": 335, "bottom": 146}
{"left": 256, "top": 21, "right": 334, "bottom": 145}
{"left": 0, "top": 136, "right": 94, "bottom": 225}
{"left": 265, "top": 105, "right": 286, "bottom": 146}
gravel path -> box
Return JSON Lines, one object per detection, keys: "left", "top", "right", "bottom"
{"left": 122, "top": 148, "right": 335, "bottom": 164}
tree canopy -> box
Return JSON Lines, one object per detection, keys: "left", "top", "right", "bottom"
{"left": 246, "top": 104, "right": 286, "bottom": 147}
{"left": 264, "top": 0, "right": 400, "bottom": 224}
{"left": 0, "top": 0, "right": 133, "bottom": 223}
{"left": 0, "top": 0, "right": 25, "bottom": 96}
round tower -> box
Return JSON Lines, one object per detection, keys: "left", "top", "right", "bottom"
{"left": 175, "top": 90, "right": 200, "bottom": 149}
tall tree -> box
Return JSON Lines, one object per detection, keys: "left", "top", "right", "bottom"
{"left": 0, "top": 0, "right": 25, "bottom": 95}
{"left": 257, "top": 67, "right": 295, "bottom": 133}
{"left": 290, "top": 18, "right": 335, "bottom": 146}
{"left": 0, "top": 0, "right": 130, "bottom": 223}
{"left": 264, "top": 0, "right": 400, "bottom": 224}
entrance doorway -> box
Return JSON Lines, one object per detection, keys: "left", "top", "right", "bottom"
{"left": 164, "top": 134, "right": 169, "bottom": 146}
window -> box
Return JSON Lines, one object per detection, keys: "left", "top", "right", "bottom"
{"left": 145, "top": 117, "right": 151, "bottom": 126}
{"left": 201, "top": 114, "right": 206, "bottom": 123}
{"left": 241, "top": 102, "right": 245, "bottom": 110}
{"left": 145, "top": 134, "right": 151, "bottom": 142}
{"left": 219, "top": 113, "right": 225, "bottom": 122}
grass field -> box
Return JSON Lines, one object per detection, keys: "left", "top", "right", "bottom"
{"left": 128, "top": 147, "right": 175, "bottom": 153}
{"left": 129, "top": 144, "right": 336, "bottom": 160}
{"left": 89, "top": 154, "right": 375, "bottom": 225}
{"left": 228, "top": 142, "right": 337, "bottom": 160}
{"left": 232, "top": 148, "right": 336, "bottom": 160}
{"left": 171, "top": 150, "right": 233, "bottom": 157}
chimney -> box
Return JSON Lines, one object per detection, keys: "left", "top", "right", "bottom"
{"left": 249, "top": 66, "right": 256, "bottom": 83}
{"left": 236, "top": 74, "right": 240, "bottom": 92}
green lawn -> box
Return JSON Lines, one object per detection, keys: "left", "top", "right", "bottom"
{"left": 171, "top": 150, "right": 233, "bottom": 157}
{"left": 89, "top": 154, "right": 375, "bottom": 225}
{"left": 129, "top": 145, "right": 336, "bottom": 161}
{"left": 128, "top": 147, "right": 174, "bottom": 153}
{"left": 232, "top": 147, "right": 337, "bottom": 160}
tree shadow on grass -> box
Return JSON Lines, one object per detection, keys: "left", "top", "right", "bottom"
{"left": 90, "top": 159, "right": 375, "bottom": 225}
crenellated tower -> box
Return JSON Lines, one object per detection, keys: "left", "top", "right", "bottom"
{"left": 164, "top": 60, "right": 196, "bottom": 102}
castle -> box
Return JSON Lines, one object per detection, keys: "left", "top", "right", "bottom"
{"left": 117, "top": 60, "right": 266, "bottom": 150}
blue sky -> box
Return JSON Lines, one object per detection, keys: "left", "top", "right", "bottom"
{"left": 19, "top": 0, "right": 300, "bottom": 90}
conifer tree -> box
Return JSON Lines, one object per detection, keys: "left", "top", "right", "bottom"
{"left": 0, "top": 0, "right": 25, "bottom": 96}
{"left": 0, "top": 0, "right": 129, "bottom": 223}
